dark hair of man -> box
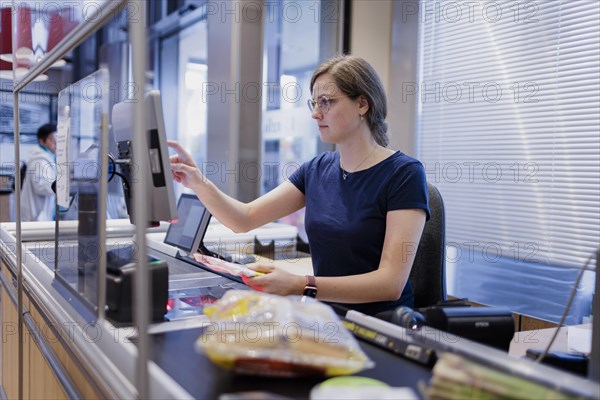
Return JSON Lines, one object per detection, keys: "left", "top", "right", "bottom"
{"left": 310, "top": 55, "right": 389, "bottom": 147}
{"left": 37, "top": 123, "right": 57, "bottom": 141}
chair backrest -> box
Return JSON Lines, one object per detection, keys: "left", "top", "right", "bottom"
{"left": 409, "top": 182, "right": 447, "bottom": 309}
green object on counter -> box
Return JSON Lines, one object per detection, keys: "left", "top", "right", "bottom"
{"left": 319, "top": 376, "right": 389, "bottom": 388}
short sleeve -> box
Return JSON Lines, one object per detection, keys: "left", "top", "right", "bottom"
{"left": 287, "top": 161, "right": 307, "bottom": 194}
{"left": 388, "top": 161, "right": 430, "bottom": 220}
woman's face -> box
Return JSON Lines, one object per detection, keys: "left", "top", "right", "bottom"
{"left": 310, "top": 73, "right": 363, "bottom": 144}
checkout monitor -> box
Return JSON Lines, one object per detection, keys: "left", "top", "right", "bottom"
{"left": 164, "top": 194, "right": 211, "bottom": 254}
{"left": 111, "top": 90, "right": 177, "bottom": 226}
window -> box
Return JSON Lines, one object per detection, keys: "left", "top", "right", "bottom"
{"left": 417, "top": 1, "right": 599, "bottom": 323}
{"left": 158, "top": 10, "right": 208, "bottom": 182}
{"left": 261, "top": 0, "right": 344, "bottom": 236}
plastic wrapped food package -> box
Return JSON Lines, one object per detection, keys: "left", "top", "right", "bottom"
{"left": 195, "top": 290, "right": 374, "bottom": 377}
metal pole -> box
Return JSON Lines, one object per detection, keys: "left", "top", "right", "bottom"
{"left": 96, "top": 108, "right": 110, "bottom": 319}
{"left": 129, "top": 0, "right": 150, "bottom": 398}
{"left": 9, "top": 5, "right": 24, "bottom": 398}
{"left": 13, "top": 90, "right": 24, "bottom": 400}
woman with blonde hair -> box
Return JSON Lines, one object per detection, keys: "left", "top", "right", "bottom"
{"left": 169, "top": 55, "right": 429, "bottom": 315}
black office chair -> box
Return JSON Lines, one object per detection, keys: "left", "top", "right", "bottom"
{"left": 409, "top": 182, "right": 447, "bottom": 309}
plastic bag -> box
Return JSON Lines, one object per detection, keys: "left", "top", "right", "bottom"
{"left": 195, "top": 290, "right": 374, "bottom": 377}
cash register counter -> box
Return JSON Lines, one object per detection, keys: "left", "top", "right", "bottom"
{"left": 0, "top": 221, "right": 433, "bottom": 399}
{"left": 1, "top": 221, "right": 598, "bottom": 399}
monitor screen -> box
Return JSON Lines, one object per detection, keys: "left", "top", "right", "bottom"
{"left": 164, "top": 194, "right": 211, "bottom": 253}
{"left": 111, "top": 90, "right": 177, "bottom": 226}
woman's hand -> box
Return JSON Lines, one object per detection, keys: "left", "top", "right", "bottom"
{"left": 167, "top": 140, "right": 205, "bottom": 188}
{"left": 245, "top": 264, "right": 305, "bottom": 296}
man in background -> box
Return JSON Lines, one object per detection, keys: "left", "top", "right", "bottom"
{"left": 21, "top": 123, "right": 57, "bottom": 221}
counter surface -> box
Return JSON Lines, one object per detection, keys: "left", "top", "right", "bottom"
{"left": 150, "top": 325, "right": 431, "bottom": 399}
{"left": 146, "top": 247, "right": 431, "bottom": 398}
{"left": 2, "top": 223, "right": 598, "bottom": 399}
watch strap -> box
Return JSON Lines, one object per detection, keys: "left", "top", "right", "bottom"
{"left": 303, "top": 275, "right": 317, "bottom": 298}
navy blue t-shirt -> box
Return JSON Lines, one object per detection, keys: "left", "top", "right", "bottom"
{"left": 288, "top": 151, "right": 430, "bottom": 315}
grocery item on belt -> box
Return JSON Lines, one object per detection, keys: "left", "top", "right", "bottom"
{"left": 195, "top": 290, "right": 374, "bottom": 377}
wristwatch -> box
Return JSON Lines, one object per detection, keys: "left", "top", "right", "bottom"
{"left": 303, "top": 275, "right": 317, "bottom": 298}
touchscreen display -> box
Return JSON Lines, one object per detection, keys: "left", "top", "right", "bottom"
{"left": 164, "top": 194, "right": 211, "bottom": 252}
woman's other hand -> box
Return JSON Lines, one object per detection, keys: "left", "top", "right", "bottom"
{"left": 167, "top": 140, "right": 204, "bottom": 188}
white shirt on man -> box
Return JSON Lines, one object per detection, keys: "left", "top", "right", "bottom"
{"left": 21, "top": 145, "right": 56, "bottom": 221}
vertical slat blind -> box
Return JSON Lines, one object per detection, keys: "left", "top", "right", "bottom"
{"left": 417, "top": 0, "right": 599, "bottom": 269}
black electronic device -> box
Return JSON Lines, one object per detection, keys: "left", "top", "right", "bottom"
{"left": 111, "top": 91, "right": 177, "bottom": 226}
{"left": 164, "top": 195, "right": 252, "bottom": 264}
{"left": 525, "top": 349, "right": 588, "bottom": 377}
{"left": 376, "top": 306, "right": 426, "bottom": 331}
{"left": 423, "top": 306, "right": 515, "bottom": 351}
{"left": 149, "top": 193, "right": 250, "bottom": 268}
{"left": 344, "top": 310, "right": 437, "bottom": 367}
{"left": 105, "top": 244, "right": 169, "bottom": 325}
{"left": 376, "top": 305, "right": 515, "bottom": 351}
{"left": 164, "top": 193, "right": 211, "bottom": 256}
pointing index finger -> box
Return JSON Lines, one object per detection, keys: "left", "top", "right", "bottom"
{"left": 167, "top": 140, "right": 189, "bottom": 162}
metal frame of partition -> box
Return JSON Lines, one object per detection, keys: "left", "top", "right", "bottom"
{"left": 129, "top": 1, "right": 150, "bottom": 396}
{"left": 9, "top": 1, "right": 154, "bottom": 398}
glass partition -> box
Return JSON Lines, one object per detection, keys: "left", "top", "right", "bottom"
{"left": 55, "top": 68, "right": 109, "bottom": 314}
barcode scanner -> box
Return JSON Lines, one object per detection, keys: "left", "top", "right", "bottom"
{"left": 376, "top": 306, "right": 426, "bottom": 331}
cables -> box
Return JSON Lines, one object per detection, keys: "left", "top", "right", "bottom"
{"left": 107, "top": 153, "right": 117, "bottom": 182}
{"left": 107, "top": 153, "right": 130, "bottom": 192}
{"left": 535, "top": 250, "right": 596, "bottom": 363}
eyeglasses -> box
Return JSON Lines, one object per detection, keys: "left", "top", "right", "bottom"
{"left": 307, "top": 96, "right": 341, "bottom": 114}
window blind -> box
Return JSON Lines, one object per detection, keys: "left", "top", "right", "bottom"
{"left": 416, "top": 0, "right": 599, "bottom": 269}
